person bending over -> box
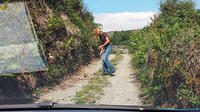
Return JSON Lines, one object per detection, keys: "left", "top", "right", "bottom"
{"left": 93, "top": 28, "right": 115, "bottom": 75}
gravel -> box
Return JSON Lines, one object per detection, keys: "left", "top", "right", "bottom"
{"left": 95, "top": 53, "right": 142, "bottom": 105}
{"left": 36, "top": 55, "right": 115, "bottom": 104}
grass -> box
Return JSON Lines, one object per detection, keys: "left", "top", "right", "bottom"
{"left": 0, "top": 74, "right": 16, "bottom": 77}
{"left": 73, "top": 52, "right": 123, "bottom": 104}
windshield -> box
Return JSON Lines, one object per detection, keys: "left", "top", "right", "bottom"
{"left": 0, "top": 0, "right": 199, "bottom": 109}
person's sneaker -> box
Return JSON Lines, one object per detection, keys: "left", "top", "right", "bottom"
{"left": 111, "top": 70, "right": 115, "bottom": 73}
{"left": 102, "top": 73, "right": 110, "bottom": 76}
{"left": 110, "top": 73, "right": 115, "bottom": 76}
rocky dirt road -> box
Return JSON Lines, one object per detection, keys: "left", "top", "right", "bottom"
{"left": 36, "top": 55, "right": 115, "bottom": 104}
{"left": 96, "top": 53, "right": 142, "bottom": 105}
{"left": 37, "top": 52, "right": 142, "bottom": 105}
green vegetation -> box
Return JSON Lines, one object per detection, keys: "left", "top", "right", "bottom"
{"left": 46, "top": 0, "right": 97, "bottom": 33}
{"left": 74, "top": 53, "right": 123, "bottom": 104}
{"left": 47, "top": 17, "right": 66, "bottom": 40}
{"left": 110, "top": 0, "right": 200, "bottom": 108}
{"left": 110, "top": 31, "right": 132, "bottom": 45}
{"left": 0, "top": 0, "right": 100, "bottom": 104}
{"left": 28, "top": 0, "right": 100, "bottom": 78}
{"left": 0, "top": 74, "right": 15, "bottom": 77}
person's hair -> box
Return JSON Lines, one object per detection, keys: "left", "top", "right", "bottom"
{"left": 93, "top": 28, "right": 101, "bottom": 34}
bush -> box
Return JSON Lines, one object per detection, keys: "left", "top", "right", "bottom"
{"left": 110, "top": 31, "right": 132, "bottom": 45}
{"left": 47, "top": 17, "right": 66, "bottom": 40}
{"left": 112, "top": 0, "right": 200, "bottom": 108}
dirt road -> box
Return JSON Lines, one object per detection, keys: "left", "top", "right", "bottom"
{"left": 36, "top": 52, "right": 142, "bottom": 105}
{"left": 36, "top": 55, "right": 115, "bottom": 104}
{"left": 96, "top": 53, "right": 142, "bottom": 105}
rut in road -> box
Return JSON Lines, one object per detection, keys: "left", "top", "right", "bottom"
{"left": 96, "top": 53, "right": 142, "bottom": 105}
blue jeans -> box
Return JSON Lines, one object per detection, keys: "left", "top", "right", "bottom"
{"left": 102, "top": 44, "right": 115, "bottom": 74}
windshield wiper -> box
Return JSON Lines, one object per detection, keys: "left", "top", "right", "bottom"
{"left": 0, "top": 102, "right": 199, "bottom": 112}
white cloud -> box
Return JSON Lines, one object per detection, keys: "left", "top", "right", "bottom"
{"left": 94, "top": 12, "right": 157, "bottom": 32}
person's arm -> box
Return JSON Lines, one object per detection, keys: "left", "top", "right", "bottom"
{"left": 99, "top": 36, "right": 110, "bottom": 49}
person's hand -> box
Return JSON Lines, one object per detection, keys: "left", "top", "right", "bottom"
{"left": 99, "top": 50, "right": 103, "bottom": 55}
{"left": 99, "top": 45, "right": 103, "bottom": 50}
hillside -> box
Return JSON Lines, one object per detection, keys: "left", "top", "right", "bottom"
{"left": 0, "top": 0, "right": 99, "bottom": 104}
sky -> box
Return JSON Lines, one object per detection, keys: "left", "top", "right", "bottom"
{"left": 83, "top": 0, "right": 200, "bottom": 32}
